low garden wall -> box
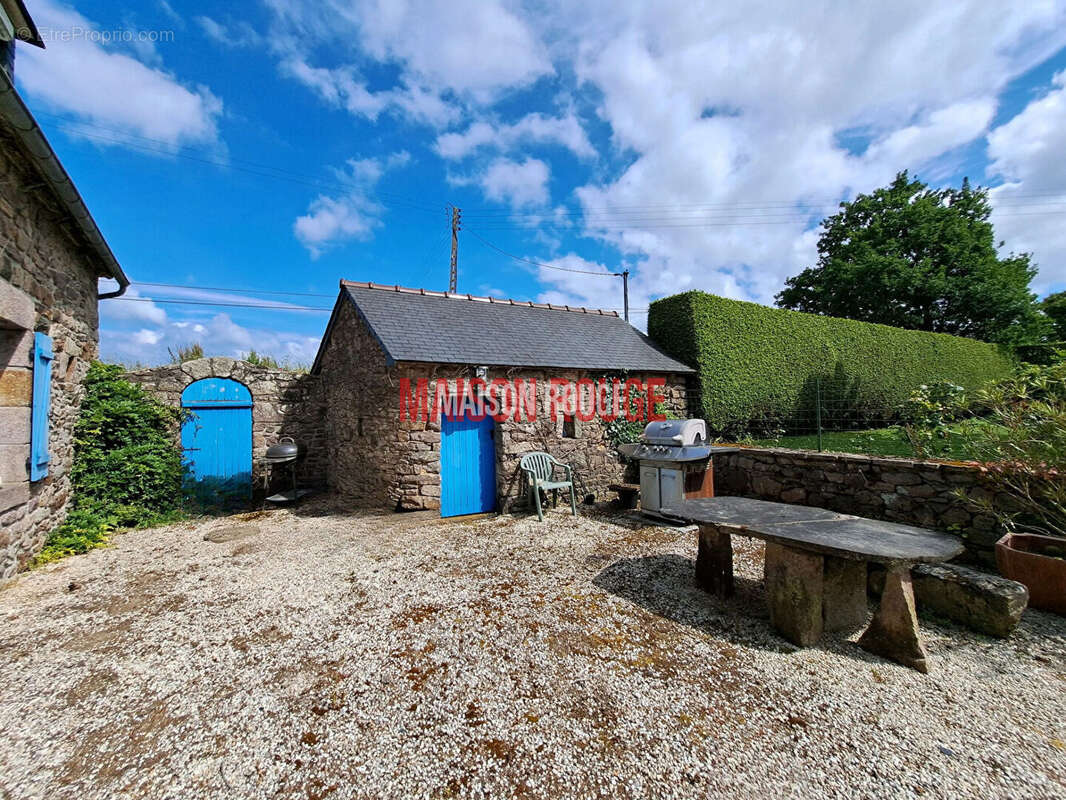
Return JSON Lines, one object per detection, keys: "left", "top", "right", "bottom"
{"left": 125, "top": 358, "right": 328, "bottom": 491}
{"left": 715, "top": 448, "right": 1003, "bottom": 565}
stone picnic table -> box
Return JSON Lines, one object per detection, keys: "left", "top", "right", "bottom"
{"left": 659, "top": 496, "right": 965, "bottom": 673}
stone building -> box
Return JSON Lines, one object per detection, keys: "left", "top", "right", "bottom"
{"left": 0, "top": 10, "right": 130, "bottom": 578}
{"left": 311, "top": 281, "right": 695, "bottom": 515}
{"left": 124, "top": 358, "right": 328, "bottom": 492}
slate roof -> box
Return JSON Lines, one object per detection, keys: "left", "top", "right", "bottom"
{"left": 311, "top": 281, "right": 694, "bottom": 373}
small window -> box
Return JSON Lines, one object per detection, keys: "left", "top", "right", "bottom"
{"left": 562, "top": 415, "right": 579, "bottom": 439}
{"left": 358, "top": 417, "right": 364, "bottom": 436}
{"left": 30, "top": 332, "right": 53, "bottom": 482}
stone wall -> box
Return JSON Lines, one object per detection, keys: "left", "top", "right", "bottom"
{"left": 125, "top": 358, "right": 328, "bottom": 491}
{"left": 0, "top": 122, "right": 110, "bottom": 578}
{"left": 315, "top": 298, "right": 692, "bottom": 512}
{"left": 715, "top": 448, "right": 999, "bottom": 564}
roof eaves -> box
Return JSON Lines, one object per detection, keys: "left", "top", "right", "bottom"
{"left": 0, "top": 69, "right": 129, "bottom": 297}
{"left": 2, "top": 0, "right": 44, "bottom": 48}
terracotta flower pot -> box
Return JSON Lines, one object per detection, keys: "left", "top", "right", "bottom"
{"left": 995, "top": 533, "right": 1066, "bottom": 616}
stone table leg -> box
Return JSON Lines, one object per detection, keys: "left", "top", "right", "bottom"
{"left": 823, "top": 556, "right": 868, "bottom": 633}
{"left": 695, "top": 524, "right": 733, "bottom": 598}
{"left": 764, "top": 542, "right": 824, "bottom": 646}
{"left": 858, "top": 566, "right": 929, "bottom": 674}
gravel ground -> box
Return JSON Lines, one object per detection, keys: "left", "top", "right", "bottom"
{"left": 0, "top": 501, "right": 1064, "bottom": 800}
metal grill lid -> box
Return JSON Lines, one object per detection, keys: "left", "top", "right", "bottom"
{"left": 642, "top": 419, "right": 706, "bottom": 447}
{"left": 265, "top": 437, "right": 305, "bottom": 461}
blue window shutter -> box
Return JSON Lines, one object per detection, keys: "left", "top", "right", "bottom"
{"left": 30, "top": 332, "right": 53, "bottom": 482}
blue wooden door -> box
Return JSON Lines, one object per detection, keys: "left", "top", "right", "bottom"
{"left": 181, "top": 378, "right": 253, "bottom": 502}
{"left": 440, "top": 414, "right": 496, "bottom": 517}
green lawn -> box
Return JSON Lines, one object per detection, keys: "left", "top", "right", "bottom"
{"left": 749, "top": 424, "right": 977, "bottom": 459}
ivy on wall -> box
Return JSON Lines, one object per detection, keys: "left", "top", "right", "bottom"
{"left": 33, "top": 363, "right": 186, "bottom": 565}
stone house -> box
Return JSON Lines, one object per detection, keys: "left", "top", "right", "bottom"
{"left": 311, "top": 281, "right": 695, "bottom": 515}
{"left": 0, "top": 9, "right": 130, "bottom": 577}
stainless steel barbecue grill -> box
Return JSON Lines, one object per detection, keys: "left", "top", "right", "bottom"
{"left": 618, "top": 419, "right": 736, "bottom": 516}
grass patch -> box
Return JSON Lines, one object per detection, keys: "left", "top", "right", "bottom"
{"left": 750, "top": 423, "right": 977, "bottom": 459}
{"left": 31, "top": 503, "right": 185, "bottom": 567}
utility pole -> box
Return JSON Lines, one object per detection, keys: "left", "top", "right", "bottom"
{"left": 622, "top": 269, "right": 629, "bottom": 322}
{"left": 449, "top": 206, "right": 461, "bottom": 293}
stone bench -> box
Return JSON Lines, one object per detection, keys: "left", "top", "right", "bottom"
{"left": 662, "top": 496, "right": 965, "bottom": 672}
{"left": 870, "top": 562, "right": 1028, "bottom": 638}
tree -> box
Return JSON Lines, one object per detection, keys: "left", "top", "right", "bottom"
{"left": 1042, "top": 291, "right": 1066, "bottom": 341}
{"left": 776, "top": 172, "right": 1045, "bottom": 345}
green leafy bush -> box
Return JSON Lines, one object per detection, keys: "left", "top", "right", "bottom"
{"left": 959, "top": 363, "right": 1066, "bottom": 537}
{"left": 34, "top": 363, "right": 186, "bottom": 565}
{"left": 900, "top": 381, "right": 969, "bottom": 459}
{"left": 648, "top": 291, "right": 1014, "bottom": 436}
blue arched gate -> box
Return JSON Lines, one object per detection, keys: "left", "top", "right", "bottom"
{"left": 440, "top": 413, "right": 496, "bottom": 517}
{"left": 181, "top": 378, "right": 253, "bottom": 502}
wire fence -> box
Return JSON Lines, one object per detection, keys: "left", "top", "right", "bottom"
{"left": 740, "top": 376, "right": 918, "bottom": 457}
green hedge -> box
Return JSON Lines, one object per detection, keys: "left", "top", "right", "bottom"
{"left": 648, "top": 291, "right": 1015, "bottom": 436}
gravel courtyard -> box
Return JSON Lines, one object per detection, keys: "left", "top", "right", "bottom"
{"left": 1, "top": 503, "right": 1064, "bottom": 800}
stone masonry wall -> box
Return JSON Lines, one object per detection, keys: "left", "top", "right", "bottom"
{"left": 715, "top": 448, "right": 1000, "bottom": 565}
{"left": 315, "top": 298, "right": 692, "bottom": 512}
{"left": 0, "top": 122, "right": 109, "bottom": 578}
{"left": 125, "top": 358, "right": 328, "bottom": 491}
{"left": 494, "top": 371, "right": 689, "bottom": 512}
{"left": 316, "top": 300, "right": 435, "bottom": 510}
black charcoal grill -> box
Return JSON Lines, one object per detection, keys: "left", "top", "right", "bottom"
{"left": 263, "top": 436, "right": 311, "bottom": 504}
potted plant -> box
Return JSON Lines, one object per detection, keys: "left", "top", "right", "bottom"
{"left": 996, "top": 531, "right": 1066, "bottom": 614}
{"left": 958, "top": 363, "right": 1066, "bottom": 615}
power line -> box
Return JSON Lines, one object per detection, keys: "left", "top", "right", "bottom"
{"left": 112, "top": 296, "right": 331, "bottom": 311}
{"left": 461, "top": 192, "right": 1066, "bottom": 218}
{"left": 466, "top": 229, "right": 623, "bottom": 276}
{"left": 133, "top": 281, "right": 335, "bottom": 298}
{"left": 36, "top": 115, "right": 442, "bottom": 216}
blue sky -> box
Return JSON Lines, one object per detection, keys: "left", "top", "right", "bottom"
{"left": 14, "top": 0, "right": 1066, "bottom": 365}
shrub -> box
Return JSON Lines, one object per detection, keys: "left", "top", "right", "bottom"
{"left": 243, "top": 349, "right": 309, "bottom": 372}
{"left": 959, "top": 363, "right": 1066, "bottom": 538}
{"left": 33, "top": 363, "right": 186, "bottom": 565}
{"left": 899, "top": 381, "right": 969, "bottom": 459}
{"left": 648, "top": 291, "right": 1015, "bottom": 436}
{"left": 168, "top": 342, "right": 204, "bottom": 363}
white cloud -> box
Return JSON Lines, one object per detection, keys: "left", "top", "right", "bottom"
{"left": 133, "top": 328, "right": 163, "bottom": 346}
{"left": 98, "top": 287, "right": 168, "bottom": 325}
{"left": 987, "top": 71, "right": 1066, "bottom": 292}
{"left": 435, "top": 112, "right": 594, "bottom": 160}
{"left": 196, "top": 16, "right": 263, "bottom": 48}
{"left": 293, "top": 152, "right": 411, "bottom": 256}
{"left": 18, "top": 0, "right": 223, "bottom": 148}
{"left": 264, "top": 0, "right": 551, "bottom": 128}
{"left": 532, "top": 0, "right": 1066, "bottom": 310}
{"left": 157, "top": 1, "right": 182, "bottom": 25}
{"left": 277, "top": 57, "right": 458, "bottom": 126}
{"left": 348, "top": 0, "right": 552, "bottom": 98}
{"left": 471, "top": 157, "right": 551, "bottom": 209}
{"left": 863, "top": 98, "right": 997, "bottom": 167}
{"left": 101, "top": 312, "right": 322, "bottom": 367}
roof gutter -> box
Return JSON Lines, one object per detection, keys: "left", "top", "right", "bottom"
{"left": 0, "top": 68, "right": 129, "bottom": 299}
